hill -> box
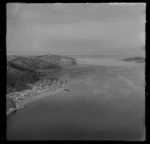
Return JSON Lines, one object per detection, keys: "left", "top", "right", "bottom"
{"left": 7, "top": 54, "right": 77, "bottom": 94}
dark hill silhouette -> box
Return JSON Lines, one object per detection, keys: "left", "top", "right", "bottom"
{"left": 7, "top": 65, "right": 39, "bottom": 94}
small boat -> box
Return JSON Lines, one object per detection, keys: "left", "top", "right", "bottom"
{"left": 64, "top": 89, "right": 70, "bottom": 92}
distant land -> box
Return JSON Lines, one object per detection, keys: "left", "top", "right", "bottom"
{"left": 6, "top": 54, "right": 145, "bottom": 116}
{"left": 122, "top": 57, "right": 145, "bottom": 63}
{"left": 7, "top": 47, "right": 145, "bottom": 56}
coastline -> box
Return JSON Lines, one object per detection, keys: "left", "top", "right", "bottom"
{"left": 7, "top": 79, "right": 68, "bottom": 116}
{"left": 7, "top": 109, "right": 17, "bottom": 116}
{"left": 23, "top": 86, "right": 64, "bottom": 106}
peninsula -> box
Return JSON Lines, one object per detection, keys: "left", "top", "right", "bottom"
{"left": 7, "top": 54, "right": 77, "bottom": 116}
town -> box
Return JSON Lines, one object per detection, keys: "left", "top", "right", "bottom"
{"left": 7, "top": 78, "right": 68, "bottom": 115}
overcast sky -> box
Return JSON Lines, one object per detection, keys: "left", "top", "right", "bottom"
{"left": 7, "top": 3, "right": 145, "bottom": 55}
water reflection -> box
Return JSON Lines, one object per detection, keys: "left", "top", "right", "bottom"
{"left": 7, "top": 64, "right": 145, "bottom": 140}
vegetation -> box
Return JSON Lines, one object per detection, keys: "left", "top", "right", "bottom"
{"left": 6, "top": 54, "right": 77, "bottom": 115}
{"left": 7, "top": 54, "right": 76, "bottom": 94}
{"left": 7, "top": 65, "right": 39, "bottom": 94}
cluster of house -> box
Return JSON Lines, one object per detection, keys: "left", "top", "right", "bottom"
{"left": 7, "top": 78, "right": 68, "bottom": 113}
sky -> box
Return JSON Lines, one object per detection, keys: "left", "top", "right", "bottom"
{"left": 7, "top": 3, "right": 146, "bottom": 55}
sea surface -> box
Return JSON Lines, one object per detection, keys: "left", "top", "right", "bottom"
{"left": 7, "top": 55, "right": 145, "bottom": 141}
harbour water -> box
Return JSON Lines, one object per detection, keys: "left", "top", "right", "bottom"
{"left": 7, "top": 55, "right": 145, "bottom": 140}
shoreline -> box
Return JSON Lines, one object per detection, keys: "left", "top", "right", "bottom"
{"left": 7, "top": 79, "right": 68, "bottom": 116}
{"left": 23, "top": 86, "right": 64, "bottom": 106}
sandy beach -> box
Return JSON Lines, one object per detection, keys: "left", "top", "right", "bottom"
{"left": 23, "top": 87, "right": 65, "bottom": 106}
{"left": 7, "top": 80, "right": 69, "bottom": 116}
{"left": 7, "top": 88, "right": 63, "bottom": 116}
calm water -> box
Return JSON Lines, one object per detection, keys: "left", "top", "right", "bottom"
{"left": 7, "top": 55, "right": 145, "bottom": 140}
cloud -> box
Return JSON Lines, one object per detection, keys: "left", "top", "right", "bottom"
{"left": 11, "top": 3, "right": 22, "bottom": 15}
{"left": 7, "top": 18, "right": 145, "bottom": 53}
{"left": 52, "top": 3, "right": 66, "bottom": 8}
{"left": 139, "top": 32, "right": 145, "bottom": 45}
{"left": 7, "top": 3, "right": 145, "bottom": 54}
{"left": 108, "top": 3, "right": 144, "bottom": 6}
{"left": 29, "top": 21, "right": 104, "bottom": 41}
{"left": 24, "top": 19, "right": 143, "bottom": 43}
